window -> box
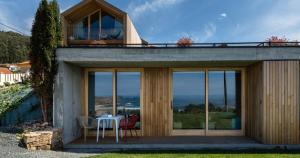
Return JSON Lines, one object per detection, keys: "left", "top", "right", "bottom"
{"left": 88, "top": 71, "right": 141, "bottom": 129}
{"left": 90, "top": 12, "right": 100, "bottom": 40}
{"left": 173, "top": 71, "right": 206, "bottom": 129}
{"left": 117, "top": 72, "right": 141, "bottom": 129}
{"left": 172, "top": 69, "right": 243, "bottom": 132}
{"left": 101, "top": 11, "right": 124, "bottom": 40}
{"left": 208, "top": 71, "right": 242, "bottom": 130}
{"left": 71, "top": 10, "right": 123, "bottom": 40}
{"left": 88, "top": 72, "right": 113, "bottom": 117}
{"left": 74, "top": 17, "right": 88, "bottom": 40}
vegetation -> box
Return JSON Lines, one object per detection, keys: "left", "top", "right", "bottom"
{"left": 177, "top": 37, "right": 193, "bottom": 47}
{"left": 0, "top": 83, "right": 32, "bottom": 118}
{"left": 88, "top": 151, "right": 300, "bottom": 158}
{"left": 0, "top": 31, "right": 30, "bottom": 64}
{"left": 266, "top": 36, "right": 298, "bottom": 46}
{"left": 30, "top": 0, "right": 61, "bottom": 122}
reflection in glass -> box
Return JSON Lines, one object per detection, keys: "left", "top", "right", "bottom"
{"left": 173, "top": 71, "right": 206, "bottom": 129}
{"left": 90, "top": 12, "right": 100, "bottom": 40}
{"left": 88, "top": 72, "right": 113, "bottom": 117}
{"left": 208, "top": 71, "right": 241, "bottom": 130}
{"left": 101, "top": 11, "right": 123, "bottom": 40}
{"left": 74, "top": 17, "right": 88, "bottom": 40}
{"left": 117, "top": 72, "right": 141, "bottom": 129}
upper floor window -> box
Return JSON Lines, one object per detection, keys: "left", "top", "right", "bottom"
{"left": 101, "top": 11, "right": 123, "bottom": 40}
{"left": 71, "top": 10, "right": 124, "bottom": 41}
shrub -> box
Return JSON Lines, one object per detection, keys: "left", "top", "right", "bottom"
{"left": 4, "top": 82, "right": 10, "bottom": 87}
{"left": 177, "top": 37, "right": 193, "bottom": 47}
{"left": 266, "top": 36, "right": 298, "bottom": 46}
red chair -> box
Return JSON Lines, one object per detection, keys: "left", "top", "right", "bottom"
{"left": 119, "top": 114, "right": 139, "bottom": 137}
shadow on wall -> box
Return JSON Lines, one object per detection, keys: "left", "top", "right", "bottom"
{"left": 0, "top": 94, "right": 41, "bottom": 127}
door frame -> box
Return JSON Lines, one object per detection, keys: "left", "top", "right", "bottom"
{"left": 170, "top": 67, "right": 246, "bottom": 136}
{"left": 82, "top": 68, "right": 144, "bottom": 136}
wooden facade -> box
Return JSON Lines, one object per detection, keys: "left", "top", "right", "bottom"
{"left": 246, "top": 61, "right": 300, "bottom": 144}
{"left": 80, "top": 61, "right": 300, "bottom": 144}
{"left": 61, "top": 0, "right": 142, "bottom": 46}
{"left": 142, "top": 68, "right": 171, "bottom": 136}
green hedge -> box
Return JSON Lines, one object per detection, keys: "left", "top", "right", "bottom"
{"left": 0, "top": 84, "right": 32, "bottom": 118}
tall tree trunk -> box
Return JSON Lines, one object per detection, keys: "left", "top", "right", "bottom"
{"left": 40, "top": 97, "right": 48, "bottom": 122}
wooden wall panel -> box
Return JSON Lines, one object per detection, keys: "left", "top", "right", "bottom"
{"left": 247, "top": 61, "right": 300, "bottom": 144}
{"left": 263, "top": 61, "right": 300, "bottom": 144}
{"left": 142, "top": 68, "right": 171, "bottom": 136}
{"left": 246, "top": 62, "right": 264, "bottom": 141}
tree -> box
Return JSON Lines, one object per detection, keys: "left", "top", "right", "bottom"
{"left": 50, "top": 0, "right": 62, "bottom": 47}
{"left": 30, "top": 0, "right": 61, "bottom": 122}
{"left": 0, "top": 31, "right": 30, "bottom": 64}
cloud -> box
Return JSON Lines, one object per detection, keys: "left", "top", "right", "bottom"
{"left": 234, "top": 0, "right": 300, "bottom": 41}
{"left": 176, "top": 23, "right": 217, "bottom": 43}
{"left": 128, "top": 0, "right": 185, "bottom": 20}
{"left": 220, "top": 13, "right": 227, "bottom": 18}
{"left": 201, "top": 23, "right": 217, "bottom": 42}
{"left": 218, "top": 13, "right": 227, "bottom": 20}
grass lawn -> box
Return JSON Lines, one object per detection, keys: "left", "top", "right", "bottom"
{"left": 88, "top": 151, "right": 300, "bottom": 158}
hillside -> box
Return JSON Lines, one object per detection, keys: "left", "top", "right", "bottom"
{"left": 0, "top": 31, "right": 30, "bottom": 64}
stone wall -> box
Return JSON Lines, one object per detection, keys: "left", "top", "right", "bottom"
{"left": 22, "top": 128, "right": 62, "bottom": 150}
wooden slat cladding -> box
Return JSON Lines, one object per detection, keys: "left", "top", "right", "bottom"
{"left": 246, "top": 63, "right": 264, "bottom": 141}
{"left": 247, "top": 61, "right": 300, "bottom": 144}
{"left": 142, "top": 68, "right": 171, "bottom": 136}
{"left": 263, "top": 61, "right": 299, "bottom": 144}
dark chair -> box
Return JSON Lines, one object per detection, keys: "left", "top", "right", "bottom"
{"left": 119, "top": 114, "right": 139, "bottom": 137}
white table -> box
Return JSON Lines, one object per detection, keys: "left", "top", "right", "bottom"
{"left": 96, "top": 115, "right": 123, "bottom": 143}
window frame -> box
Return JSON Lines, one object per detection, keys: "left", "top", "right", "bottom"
{"left": 72, "top": 9, "right": 124, "bottom": 41}
{"left": 84, "top": 68, "right": 143, "bottom": 131}
{"left": 171, "top": 68, "right": 246, "bottom": 136}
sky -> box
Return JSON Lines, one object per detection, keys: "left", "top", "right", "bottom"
{"left": 1, "top": 0, "right": 300, "bottom": 43}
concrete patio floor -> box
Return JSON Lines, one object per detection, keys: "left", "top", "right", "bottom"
{"left": 64, "top": 136, "right": 300, "bottom": 151}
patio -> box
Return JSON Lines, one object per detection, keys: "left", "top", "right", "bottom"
{"left": 70, "top": 136, "right": 257, "bottom": 145}
{"left": 65, "top": 136, "right": 300, "bottom": 151}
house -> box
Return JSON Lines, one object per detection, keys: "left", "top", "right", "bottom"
{"left": 0, "top": 67, "right": 12, "bottom": 74}
{"left": 53, "top": 0, "right": 300, "bottom": 148}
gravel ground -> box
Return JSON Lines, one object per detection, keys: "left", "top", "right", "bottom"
{"left": 0, "top": 127, "right": 96, "bottom": 158}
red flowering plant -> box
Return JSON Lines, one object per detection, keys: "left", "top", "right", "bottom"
{"left": 177, "top": 37, "right": 193, "bottom": 47}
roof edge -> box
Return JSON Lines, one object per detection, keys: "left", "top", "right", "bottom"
{"left": 61, "top": 0, "right": 126, "bottom": 17}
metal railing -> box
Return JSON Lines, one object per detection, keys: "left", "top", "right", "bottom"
{"left": 62, "top": 41, "right": 300, "bottom": 48}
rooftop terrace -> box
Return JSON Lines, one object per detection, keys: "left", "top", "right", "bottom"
{"left": 62, "top": 42, "right": 300, "bottom": 48}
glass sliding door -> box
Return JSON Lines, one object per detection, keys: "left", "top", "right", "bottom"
{"left": 88, "top": 72, "right": 113, "bottom": 117}
{"left": 208, "top": 71, "right": 242, "bottom": 130}
{"left": 116, "top": 72, "right": 141, "bottom": 129}
{"left": 173, "top": 71, "right": 206, "bottom": 129}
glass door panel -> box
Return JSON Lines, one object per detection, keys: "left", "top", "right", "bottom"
{"left": 116, "top": 72, "right": 141, "bottom": 129}
{"left": 173, "top": 71, "right": 206, "bottom": 129}
{"left": 90, "top": 12, "right": 100, "bottom": 40}
{"left": 88, "top": 72, "right": 113, "bottom": 117}
{"left": 208, "top": 71, "right": 242, "bottom": 130}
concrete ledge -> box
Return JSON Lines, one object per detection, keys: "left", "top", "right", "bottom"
{"left": 57, "top": 47, "right": 300, "bottom": 62}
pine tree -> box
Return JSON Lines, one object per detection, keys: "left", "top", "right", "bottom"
{"left": 50, "top": 0, "right": 62, "bottom": 46}
{"left": 30, "top": 0, "right": 61, "bottom": 122}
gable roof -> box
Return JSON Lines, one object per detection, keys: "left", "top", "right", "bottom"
{"left": 62, "top": 0, "right": 126, "bottom": 22}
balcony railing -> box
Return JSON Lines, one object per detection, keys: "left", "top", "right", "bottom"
{"left": 61, "top": 41, "right": 300, "bottom": 48}
{"left": 68, "top": 26, "right": 124, "bottom": 41}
